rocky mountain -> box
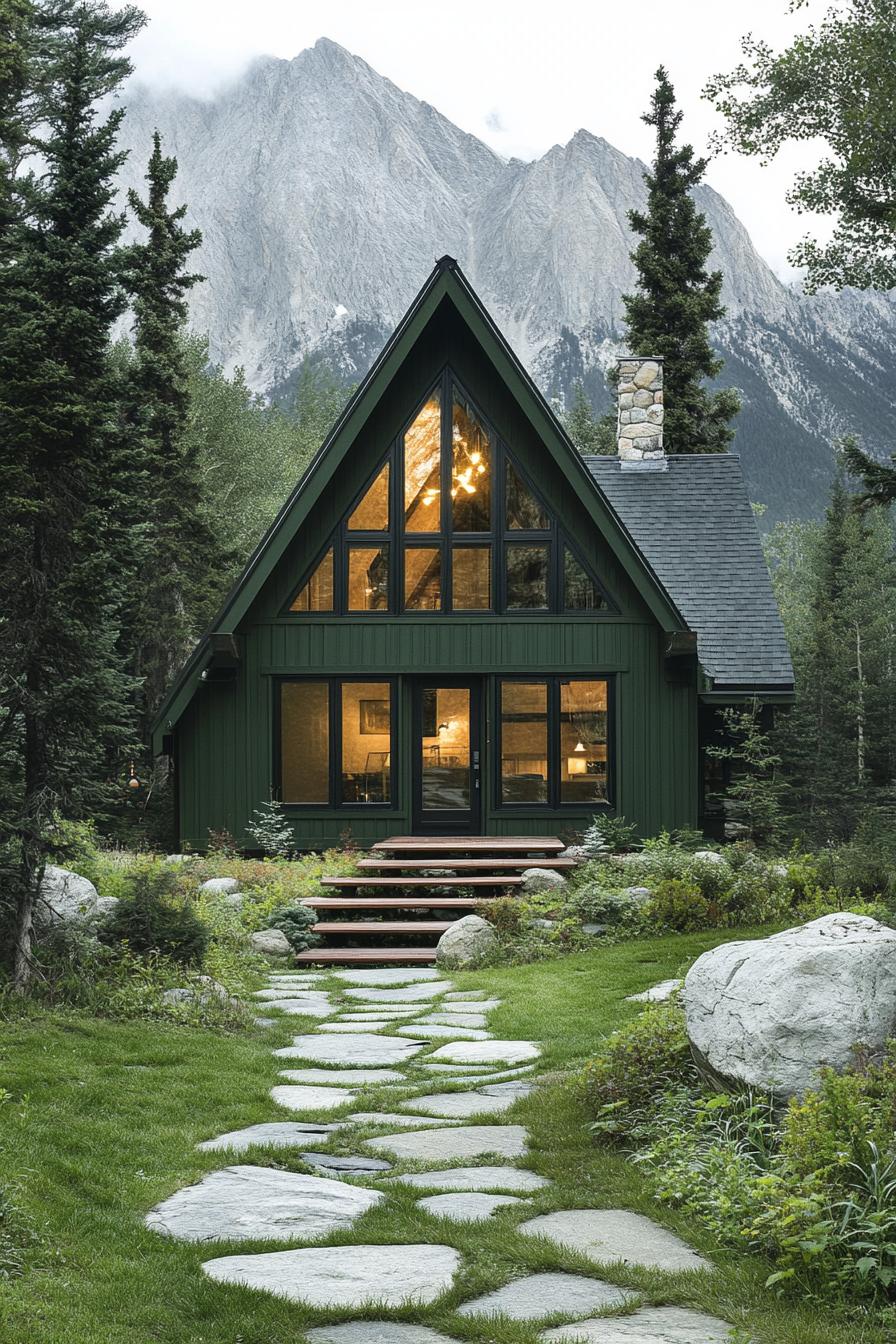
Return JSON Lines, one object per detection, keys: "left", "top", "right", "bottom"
{"left": 114, "top": 37, "right": 896, "bottom": 522}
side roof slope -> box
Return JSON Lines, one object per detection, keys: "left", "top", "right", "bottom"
{"left": 586, "top": 454, "right": 794, "bottom": 690}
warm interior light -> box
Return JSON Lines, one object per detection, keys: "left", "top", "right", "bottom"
{"left": 567, "top": 756, "right": 587, "bottom": 776}
{"left": 574, "top": 741, "right": 586, "bottom": 752}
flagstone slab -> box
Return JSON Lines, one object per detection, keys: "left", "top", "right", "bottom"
{"left": 270, "top": 1085, "right": 356, "bottom": 1112}
{"left": 203, "top": 1242, "right": 460, "bottom": 1306}
{"left": 338, "top": 1008, "right": 423, "bottom": 1019}
{"left": 420, "top": 1013, "right": 489, "bottom": 1029}
{"left": 383, "top": 1165, "right": 549, "bottom": 1193}
{"left": 429, "top": 1041, "right": 540, "bottom": 1065}
{"left": 267, "top": 998, "right": 334, "bottom": 1018}
{"left": 197, "top": 1122, "right": 339, "bottom": 1153}
{"left": 254, "top": 989, "right": 331, "bottom": 1001}
{"left": 438, "top": 1000, "right": 502, "bottom": 1013}
{"left": 625, "top": 979, "right": 682, "bottom": 1005}
{"left": 275, "top": 1034, "right": 425, "bottom": 1066}
{"left": 367, "top": 1124, "right": 528, "bottom": 1161}
{"left": 334, "top": 968, "right": 443, "bottom": 985}
{"left": 146, "top": 1165, "right": 381, "bottom": 1242}
{"left": 318, "top": 1021, "right": 391, "bottom": 1033}
{"left": 345, "top": 1112, "right": 462, "bottom": 1128}
{"left": 520, "top": 1210, "right": 711, "bottom": 1272}
{"left": 266, "top": 974, "right": 324, "bottom": 985}
{"left": 479, "top": 1080, "right": 536, "bottom": 1098}
{"left": 400, "top": 1091, "right": 515, "bottom": 1119}
{"left": 277, "top": 1068, "right": 405, "bottom": 1085}
{"left": 397, "top": 1024, "right": 491, "bottom": 1040}
{"left": 445, "top": 991, "right": 487, "bottom": 1000}
{"left": 456, "top": 1271, "right": 634, "bottom": 1320}
{"left": 301, "top": 1152, "right": 393, "bottom": 1175}
{"left": 307, "top": 1325, "right": 460, "bottom": 1344}
{"left": 416, "top": 1191, "right": 526, "bottom": 1221}
{"left": 412, "top": 1066, "right": 534, "bottom": 1087}
{"left": 253, "top": 1016, "right": 277, "bottom": 1027}
{"left": 539, "top": 1306, "right": 738, "bottom": 1342}
{"left": 343, "top": 982, "right": 454, "bottom": 1003}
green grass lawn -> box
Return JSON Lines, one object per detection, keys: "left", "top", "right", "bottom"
{"left": 0, "top": 932, "right": 887, "bottom": 1343}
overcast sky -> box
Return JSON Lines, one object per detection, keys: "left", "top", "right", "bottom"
{"left": 126, "top": 0, "right": 830, "bottom": 282}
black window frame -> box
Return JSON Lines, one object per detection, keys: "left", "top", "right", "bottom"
{"left": 283, "top": 366, "right": 616, "bottom": 617}
{"left": 274, "top": 675, "right": 398, "bottom": 811}
{"left": 494, "top": 674, "right": 615, "bottom": 810}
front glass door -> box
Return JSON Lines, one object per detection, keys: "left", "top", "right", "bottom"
{"left": 413, "top": 681, "right": 481, "bottom": 832}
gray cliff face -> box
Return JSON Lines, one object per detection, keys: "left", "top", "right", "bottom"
{"left": 114, "top": 37, "right": 896, "bottom": 521}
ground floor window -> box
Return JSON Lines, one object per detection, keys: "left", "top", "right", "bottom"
{"left": 279, "top": 678, "right": 394, "bottom": 806}
{"left": 498, "top": 677, "right": 609, "bottom": 807}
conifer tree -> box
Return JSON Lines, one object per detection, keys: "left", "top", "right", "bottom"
{"left": 563, "top": 381, "right": 615, "bottom": 455}
{"left": 0, "top": 0, "right": 144, "bottom": 989}
{"left": 623, "top": 68, "right": 739, "bottom": 453}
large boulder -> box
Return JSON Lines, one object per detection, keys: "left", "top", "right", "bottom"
{"left": 520, "top": 867, "right": 567, "bottom": 895}
{"left": 251, "top": 928, "right": 291, "bottom": 957}
{"left": 436, "top": 915, "right": 498, "bottom": 969}
{"left": 682, "top": 913, "right": 896, "bottom": 1098}
{"left": 200, "top": 877, "right": 240, "bottom": 895}
{"left": 37, "top": 866, "right": 98, "bottom": 925}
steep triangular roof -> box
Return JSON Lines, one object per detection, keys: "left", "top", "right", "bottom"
{"left": 152, "top": 258, "right": 687, "bottom": 749}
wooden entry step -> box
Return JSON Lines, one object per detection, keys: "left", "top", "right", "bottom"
{"left": 320, "top": 875, "right": 521, "bottom": 890}
{"left": 295, "top": 947, "right": 438, "bottom": 964}
{"left": 303, "top": 897, "right": 492, "bottom": 910}
{"left": 372, "top": 835, "right": 565, "bottom": 855}
{"left": 313, "top": 921, "right": 454, "bottom": 936}
{"left": 357, "top": 857, "right": 575, "bottom": 872}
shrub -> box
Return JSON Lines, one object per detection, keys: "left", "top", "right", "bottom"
{"left": 582, "top": 814, "right": 639, "bottom": 855}
{"left": 565, "top": 882, "right": 643, "bottom": 928}
{"left": 476, "top": 895, "right": 527, "bottom": 937}
{"left": 642, "top": 878, "right": 716, "bottom": 932}
{"left": 245, "top": 800, "right": 295, "bottom": 858}
{"left": 579, "top": 1002, "right": 697, "bottom": 1134}
{"left": 268, "top": 903, "right": 320, "bottom": 953}
{"left": 99, "top": 868, "right": 208, "bottom": 967}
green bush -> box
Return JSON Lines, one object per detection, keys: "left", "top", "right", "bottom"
{"left": 582, "top": 814, "right": 639, "bottom": 855}
{"left": 579, "top": 1002, "right": 696, "bottom": 1134}
{"left": 642, "top": 878, "right": 716, "bottom": 932}
{"left": 476, "top": 895, "right": 527, "bottom": 937}
{"left": 99, "top": 868, "right": 208, "bottom": 967}
{"left": 268, "top": 903, "right": 320, "bottom": 953}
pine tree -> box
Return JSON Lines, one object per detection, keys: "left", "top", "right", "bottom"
{"left": 0, "top": 0, "right": 144, "bottom": 989}
{"left": 119, "top": 131, "right": 216, "bottom": 731}
{"left": 563, "top": 381, "right": 615, "bottom": 455}
{"left": 623, "top": 68, "right": 739, "bottom": 453}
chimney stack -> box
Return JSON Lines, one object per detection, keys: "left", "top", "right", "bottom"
{"left": 616, "top": 357, "right": 664, "bottom": 460}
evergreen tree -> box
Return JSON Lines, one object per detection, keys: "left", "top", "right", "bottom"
{"left": 0, "top": 0, "right": 144, "bottom": 989}
{"left": 119, "top": 131, "right": 215, "bottom": 730}
{"left": 562, "top": 381, "right": 615, "bottom": 455}
{"left": 623, "top": 68, "right": 739, "bottom": 453}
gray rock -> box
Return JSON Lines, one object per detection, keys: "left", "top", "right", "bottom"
{"left": 620, "top": 886, "right": 652, "bottom": 901}
{"left": 520, "top": 867, "right": 567, "bottom": 894}
{"left": 198, "top": 1122, "right": 338, "bottom": 1152}
{"left": 559, "top": 845, "right": 587, "bottom": 862}
{"left": 301, "top": 1152, "right": 392, "bottom": 1174}
{"left": 419, "top": 1012, "right": 489, "bottom": 1029}
{"left": 202, "top": 1242, "right": 460, "bottom": 1306}
{"left": 416, "top": 1191, "right": 525, "bottom": 1221}
{"left": 307, "top": 1326, "right": 459, "bottom": 1344}
{"left": 435, "top": 915, "right": 497, "bottom": 969}
{"left": 223, "top": 892, "right": 244, "bottom": 909}
{"left": 267, "top": 997, "right": 333, "bottom": 1018}
{"left": 581, "top": 923, "right": 607, "bottom": 936}
{"left": 334, "top": 968, "right": 443, "bottom": 985}
{"left": 275, "top": 1033, "right": 425, "bottom": 1066}
{"left": 94, "top": 895, "right": 120, "bottom": 918}
{"left": 530, "top": 918, "right": 556, "bottom": 930}
{"left": 319, "top": 1021, "right": 390, "bottom": 1033}
{"left": 626, "top": 978, "right": 682, "bottom": 1003}
{"left": 270, "top": 1084, "right": 356, "bottom": 1112}
{"left": 682, "top": 913, "right": 896, "bottom": 1098}
{"left": 367, "top": 1124, "right": 528, "bottom": 1161}
{"left": 457, "top": 1271, "right": 634, "bottom": 1320}
{"left": 161, "top": 976, "right": 237, "bottom": 1008}
{"left": 338, "top": 1007, "right": 423, "bottom": 1019}
{"left": 692, "top": 850, "right": 727, "bottom": 866}
{"left": 250, "top": 928, "right": 291, "bottom": 956}
{"left": 428, "top": 1040, "right": 540, "bottom": 1065}
{"left": 396, "top": 1024, "right": 491, "bottom": 1040}
{"left": 253, "top": 988, "right": 329, "bottom": 1001}
{"left": 200, "top": 876, "right": 241, "bottom": 894}
{"left": 146, "top": 1165, "right": 381, "bottom": 1241}
{"left": 520, "top": 1209, "right": 710, "bottom": 1272}
{"left": 400, "top": 1091, "right": 518, "bottom": 1119}
{"left": 539, "top": 1306, "right": 738, "bottom": 1342}
{"left": 37, "top": 866, "right": 98, "bottom": 924}
{"left": 344, "top": 982, "right": 454, "bottom": 1003}
{"left": 276, "top": 1067, "right": 404, "bottom": 1085}
{"left": 384, "top": 1165, "right": 549, "bottom": 1193}
{"left": 165, "top": 853, "right": 193, "bottom": 864}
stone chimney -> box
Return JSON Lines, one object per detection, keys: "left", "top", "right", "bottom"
{"left": 616, "top": 357, "right": 664, "bottom": 460}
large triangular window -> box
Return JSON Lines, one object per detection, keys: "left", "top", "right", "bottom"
{"left": 285, "top": 370, "right": 615, "bottom": 616}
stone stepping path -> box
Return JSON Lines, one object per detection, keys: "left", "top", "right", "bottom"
{"left": 307, "top": 1325, "right": 458, "bottom": 1344}
{"left": 428, "top": 1040, "right": 540, "bottom": 1065}
{"left": 383, "top": 1165, "right": 548, "bottom": 1193}
{"left": 253, "top": 988, "right": 332, "bottom": 1001}
{"left": 416, "top": 1191, "right": 526, "bottom": 1221}
{"left": 539, "top": 1306, "right": 738, "bottom": 1341}
{"left": 457, "top": 1270, "right": 635, "bottom": 1319}
{"left": 396, "top": 1024, "right": 491, "bottom": 1040}
{"left": 367, "top": 1124, "right": 528, "bottom": 1162}
{"left": 270, "top": 1084, "right": 357, "bottom": 1112}
{"left": 418, "top": 1012, "right": 489, "bottom": 1028}
{"left": 318, "top": 1021, "right": 393, "bottom": 1033}
{"left": 338, "top": 1008, "right": 424, "bottom": 1020}
{"left": 520, "top": 1209, "right": 711, "bottom": 1272}
{"left": 334, "top": 969, "right": 443, "bottom": 985}
{"left": 275, "top": 1034, "right": 426, "bottom": 1066}
{"left": 301, "top": 1153, "right": 393, "bottom": 1175}
{"left": 399, "top": 1090, "right": 521, "bottom": 1118}
{"left": 343, "top": 982, "right": 454, "bottom": 1003}
{"left": 277, "top": 1067, "right": 405, "bottom": 1085}
{"left": 418, "top": 1061, "right": 533, "bottom": 1078}
{"left": 198, "top": 1121, "right": 339, "bottom": 1152}
{"left": 437, "top": 998, "right": 502, "bottom": 1012}
{"left": 146, "top": 1166, "right": 381, "bottom": 1241}
{"left": 203, "top": 1243, "right": 460, "bottom": 1306}
{"left": 444, "top": 990, "right": 487, "bottom": 1000}
{"left": 345, "top": 1112, "right": 463, "bottom": 1129}
{"left": 625, "top": 979, "right": 682, "bottom": 1004}
{"left": 265, "top": 998, "right": 334, "bottom": 1017}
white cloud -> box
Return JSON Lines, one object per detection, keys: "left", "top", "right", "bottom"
{"left": 126, "top": 0, "right": 833, "bottom": 280}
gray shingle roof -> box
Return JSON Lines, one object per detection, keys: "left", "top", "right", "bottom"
{"left": 584, "top": 454, "right": 794, "bottom": 689}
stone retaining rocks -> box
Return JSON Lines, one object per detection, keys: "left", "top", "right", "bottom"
{"left": 250, "top": 928, "right": 291, "bottom": 956}
{"left": 435, "top": 914, "right": 497, "bottom": 968}
{"left": 202, "top": 1243, "right": 460, "bottom": 1306}
{"left": 683, "top": 912, "right": 896, "bottom": 1097}
{"left": 520, "top": 868, "right": 567, "bottom": 894}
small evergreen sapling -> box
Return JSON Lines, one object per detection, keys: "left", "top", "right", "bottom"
{"left": 245, "top": 800, "right": 295, "bottom": 858}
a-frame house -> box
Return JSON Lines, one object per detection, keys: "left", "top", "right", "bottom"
{"left": 153, "top": 258, "right": 793, "bottom": 851}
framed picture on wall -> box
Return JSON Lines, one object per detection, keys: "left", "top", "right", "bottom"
{"left": 359, "top": 699, "right": 390, "bottom": 734}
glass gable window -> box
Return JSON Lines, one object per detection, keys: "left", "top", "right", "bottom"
{"left": 286, "top": 370, "right": 612, "bottom": 616}
{"left": 279, "top": 679, "right": 395, "bottom": 807}
{"left": 498, "top": 677, "right": 611, "bottom": 808}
